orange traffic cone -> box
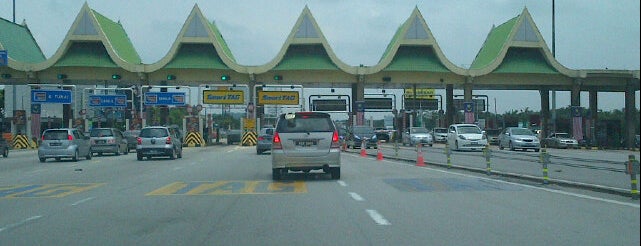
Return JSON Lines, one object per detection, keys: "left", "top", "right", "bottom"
{"left": 376, "top": 141, "right": 383, "bottom": 161}
{"left": 416, "top": 143, "right": 426, "bottom": 166}
{"left": 360, "top": 140, "right": 367, "bottom": 157}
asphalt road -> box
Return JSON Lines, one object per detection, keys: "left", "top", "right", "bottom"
{"left": 1, "top": 146, "right": 639, "bottom": 245}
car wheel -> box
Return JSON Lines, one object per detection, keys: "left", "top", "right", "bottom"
{"left": 115, "top": 149, "right": 121, "bottom": 156}
{"left": 330, "top": 167, "right": 341, "bottom": 180}
{"left": 499, "top": 141, "right": 504, "bottom": 150}
{"left": 509, "top": 141, "right": 515, "bottom": 151}
{"left": 124, "top": 147, "right": 129, "bottom": 155}
{"left": 137, "top": 153, "right": 143, "bottom": 161}
{"left": 455, "top": 141, "right": 460, "bottom": 151}
{"left": 177, "top": 147, "right": 183, "bottom": 158}
{"left": 86, "top": 151, "right": 92, "bottom": 160}
{"left": 2, "top": 148, "right": 8, "bottom": 158}
{"left": 39, "top": 157, "right": 46, "bottom": 163}
{"left": 55, "top": 157, "right": 61, "bottom": 161}
{"left": 169, "top": 149, "right": 176, "bottom": 160}
{"left": 534, "top": 148, "right": 540, "bottom": 152}
{"left": 257, "top": 149, "right": 263, "bottom": 155}
{"left": 72, "top": 150, "right": 79, "bottom": 162}
{"left": 272, "top": 168, "right": 282, "bottom": 180}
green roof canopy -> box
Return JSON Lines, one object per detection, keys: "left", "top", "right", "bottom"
{"left": 272, "top": 44, "right": 338, "bottom": 70}
{"left": 92, "top": 10, "right": 141, "bottom": 65}
{"left": 165, "top": 44, "right": 228, "bottom": 69}
{"left": 383, "top": 46, "right": 449, "bottom": 72}
{"left": 493, "top": 47, "right": 559, "bottom": 74}
{"left": 0, "top": 18, "right": 46, "bottom": 63}
{"left": 54, "top": 42, "right": 117, "bottom": 67}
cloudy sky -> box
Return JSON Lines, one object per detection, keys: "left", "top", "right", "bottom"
{"left": 1, "top": 0, "right": 639, "bottom": 114}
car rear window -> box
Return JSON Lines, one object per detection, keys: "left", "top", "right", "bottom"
{"left": 43, "top": 130, "right": 69, "bottom": 140}
{"left": 434, "top": 128, "right": 448, "bottom": 133}
{"left": 276, "top": 113, "right": 335, "bottom": 133}
{"left": 140, "top": 128, "right": 169, "bottom": 138}
{"left": 90, "top": 129, "right": 113, "bottom": 137}
{"left": 458, "top": 126, "right": 482, "bottom": 134}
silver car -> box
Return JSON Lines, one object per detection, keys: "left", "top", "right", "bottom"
{"left": 402, "top": 127, "right": 433, "bottom": 147}
{"left": 271, "top": 112, "right": 341, "bottom": 180}
{"left": 136, "top": 126, "right": 183, "bottom": 160}
{"left": 38, "top": 128, "right": 92, "bottom": 162}
{"left": 90, "top": 128, "right": 129, "bottom": 156}
{"left": 432, "top": 128, "right": 448, "bottom": 143}
{"left": 498, "top": 127, "right": 540, "bottom": 152}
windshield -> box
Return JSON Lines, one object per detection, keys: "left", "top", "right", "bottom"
{"left": 511, "top": 128, "right": 534, "bottom": 135}
{"left": 434, "top": 128, "right": 448, "bottom": 133}
{"left": 555, "top": 133, "right": 571, "bottom": 138}
{"left": 458, "top": 126, "right": 482, "bottom": 134}
{"left": 353, "top": 126, "right": 375, "bottom": 135}
{"left": 410, "top": 128, "right": 428, "bottom": 134}
{"left": 90, "top": 129, "right": 113, "bottom": 137}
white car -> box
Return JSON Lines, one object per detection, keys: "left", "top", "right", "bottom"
{"left": 446, "top": 124, "right": 487, "bottom": 151}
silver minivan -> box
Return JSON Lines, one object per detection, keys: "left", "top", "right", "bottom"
{"left": 271, "top": 112, "right": 341, "bottom": 180}
{"left": 38, "top": 128, "right": 92, "bottom": 162}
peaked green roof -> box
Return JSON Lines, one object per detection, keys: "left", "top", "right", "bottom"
{"left": 470, "top": 16, "right": 518, "bottom": 70}
{"left": 54, "top": 42, "right": 117, "bottom": 67}
{"left": 273, "top": 44, "right": 338, "bottom": 70}
{"left": 379, "top": 23, "right": 405, "bottom": 63}
{"left": 0, "top": 18, "right": 46, "bottom": 63}
{"left": 207, "top": 22, "right": 236, "bottom": 62}
{"left": 384, "top": 46, "right": 449, "bottom": 72}
{"left": 493, "top": 47, "right": 559, "bottom": 74}
{"left": 165, "top": 43, "right": 228, "bottom": 69}
{"left": 92, "top": 10, "right": 141, "bottom": 64}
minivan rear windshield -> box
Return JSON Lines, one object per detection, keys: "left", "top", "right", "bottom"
{"left": 91, "top": 129, "right": 113, "bottom": 137}
{"left": 276, "top": 113, "right": 335, "bottom": 133}
{"left": 140, "top": 128, "right": 169, "bottom": 138}
{"left": 43, "top": 130, "right": 69, "bottom": 140}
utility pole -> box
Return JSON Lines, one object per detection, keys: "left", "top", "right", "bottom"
{"left": 551, "top": 0, "right": 557, "bottom": 134}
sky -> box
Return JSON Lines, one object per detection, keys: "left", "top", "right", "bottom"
{"left": 1, "top": 0, "right": 639, "bottom": 116}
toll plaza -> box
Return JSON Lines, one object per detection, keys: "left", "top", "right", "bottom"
{"left": 0, "top": 3, "right": 638, "bottom": 149}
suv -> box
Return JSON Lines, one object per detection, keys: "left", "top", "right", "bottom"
{"left": 90, "top": 128, "right": 128, "bottom": 156}
{"left": 38, "top": 128, "right": 92, "bottom": 162}
{"left": 271, "top": 112, "right": 341, "bottom": 180}
{"left": 446, "top": 124, "right": 487, "bottom": 151}
{"left": 136, "top": 126, "right": 183, "bottom": 160}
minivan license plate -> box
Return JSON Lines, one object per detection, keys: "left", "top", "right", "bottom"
{"left": 296, "top": 140, "right": 317, "bottom": 147}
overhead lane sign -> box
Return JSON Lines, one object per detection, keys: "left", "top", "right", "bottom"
{"left": 31, "top": 89, "right": 73, "bottom": 104}
{"left": 203, "top": 90, "right": 245, "bottom": 105}
{"left": 89, "top": 95, "right": 127, "bottom": 108}
{"left": 404, "top": 88, "right": 435, "bottom": 99}
{"left": 144, "top": 92, "right": 186, "bottom": 106}
{"left": 257, "top": 91, "right": 299, "bottom": 105}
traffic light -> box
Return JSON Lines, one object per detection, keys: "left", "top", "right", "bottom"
{"left": 112, "top": 74, "right": 121, "bottom": 80}
{"left": 273, "top": 75, "right": 282, "bottom": 81}
{"left": 57, "top": 74, "right": 67, "bottom": 79}
{"left": 0, "top": 73, "right": 10, "bottom": 79}
{"left": 221, "top": 75, "right": 230, "bottom": 81}
{"left": 167, "top": 75, "right": 176, "bottom": 80}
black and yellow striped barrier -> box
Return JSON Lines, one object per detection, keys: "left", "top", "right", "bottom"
{"left": 183, "top": 131, "right": 205, "bottom": 147}
{"left": 12, "top": 134, "right": 34, "bottom": 149}
{"left": 242, "top": 130, "right": 257, "bottom": 146}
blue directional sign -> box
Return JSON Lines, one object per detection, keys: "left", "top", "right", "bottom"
{"left": 31, "top": 89, "right": 73, "bottom": 104}
{"left": 144, "top": 92, "right": 186, "bottom": 106}
{"left": 89, "top": 95, "right": 127, "bottom": 108}
{"left": 0, "top": 50, "right": 7, "bottom": 66}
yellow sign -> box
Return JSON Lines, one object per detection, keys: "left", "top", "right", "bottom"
{"left": 404, "top": 88, "right": 435, "bottom": 99}
{"left": 203, "top": 90, "right": 244, "bottom": 104}
{"left": 243, "top": 118, "right": 256, "bottom": 130}
{"left": 257, "top": 91, "right": 299, "bottom": 105}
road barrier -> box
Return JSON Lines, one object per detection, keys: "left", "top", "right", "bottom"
{"left": 416, "top": 143, "right": 425, "bottom": 167}
{"left": 540, "top": 147, "right": 551, "bottom": 184}
{"left": 11, "top": 134, "right": 32, "bottom": 149}
{"left": 483, "top": 144, "right": 492, "bottom": 175}
{"left": 241, "top": 131, "right": 257, "bottom": 146}
{"left": 360, "top": 140, "right": 367, "bottom": 157}
{"left": 624, "top": 155, "right": 640, "bottom": 199}
{"left": 184, "top": 131, "right": 205, "bottom": 147}
{"left": 376, "top": 141, "right": 383, "bottom": 161}
{"left": 445, "top": 143, "right": 452, "bottom": 169}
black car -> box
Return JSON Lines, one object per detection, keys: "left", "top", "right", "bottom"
{"left": 227, "top": 130, "right": 242, "bottom": 145}
{"left": 123, "top": 130, "right": 140, "bottom": 152}
{"left": 0, "top": 137, "right": 9, "bottom": 158}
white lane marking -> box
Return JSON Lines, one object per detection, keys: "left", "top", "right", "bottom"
{"left": 0, "top": 215, "right": 43, "bottom": 233}
{"left": 337, "top": 181, "right": 347, "bottom": 187}
{"left": 349, "top": 192, "right": 365, "bottom": 201}
{"left": 366, "top": 209, "right": 391, "bottom": 225}
{"left": 348, "top": 154, "right": 641, "bottom": 208}
{"left": 71, "top": 197, "right": 95, "bottom": 206}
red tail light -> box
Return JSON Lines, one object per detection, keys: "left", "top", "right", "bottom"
{"left": 137, "top": 137, "right": 142, "bottom": 145}
{"left": 165, "top": 136, "right": 172, "bottom": 144}
{"left": 272, "top": 132, "right": 282, "bottom": 149}
{"left": 67, "top": 135, "right": 73, "bottom": 140}
{"left": 42, "top": 135, "right": 45, "bottom": 141}
{"left": 331, "top": 130, "right": 340, "bottom": 148}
